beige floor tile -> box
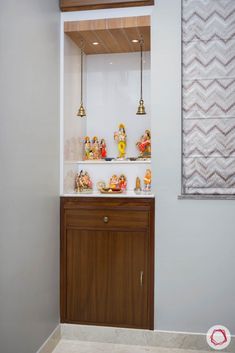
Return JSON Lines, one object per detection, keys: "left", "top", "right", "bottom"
{"left": 51, "top": 340, "right": 215, "bottom": 353}
{"left": 52, "top": 340, "right": 116, "bottom": 353}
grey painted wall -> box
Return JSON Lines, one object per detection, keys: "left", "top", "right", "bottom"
{"left": 0, "top": 0, "right": 234, "bottom": 347}
{"left": 0, "top": 1, "right": 60, "bottom": 353}
{"left": 152, "top": 0, "right": 235, "bottom": 334}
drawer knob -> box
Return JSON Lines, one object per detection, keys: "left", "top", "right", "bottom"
{"left": 103, "top": 216, "right": 109, "bottom": 223}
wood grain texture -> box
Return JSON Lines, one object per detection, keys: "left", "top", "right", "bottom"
{"left": 66, "top": 208, "right": 149, "bottom": 230}
{"left": 66, "top": 229, "right": 148, "bottom": 327}
{"left": 64, "top": 16, "right": 150, "bottom": 54}
{"left": 60, "top": 0, "right": 154, "bottom": 12}
{"left": 60, "top": 197, "right": 155, "bottom": 329}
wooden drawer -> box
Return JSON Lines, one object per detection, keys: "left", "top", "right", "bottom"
{"left": 65, "top": 208, "right": 149, "bottom": 230}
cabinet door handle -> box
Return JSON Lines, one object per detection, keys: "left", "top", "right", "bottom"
{"left": 140, "top": 271, "right": 144, "bottom": 287}
{"left": 103, "top": 216, "right": 109, "bottom": 223}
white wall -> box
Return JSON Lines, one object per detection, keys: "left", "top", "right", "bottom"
{"left": 64, "top": 35, "right": 85, "bottom": 162}
{"left": 85, "top": 52, "right": 151, "bottom": 191}
{"left": 0, "top": 1, "right": 60, "bottom": 352}
{"left": 152, "top": 0, "right": 235, "bottom": 334}
{"left": 63, "top": 49, "right": 151, "bottom": 193}
{"left": 86, "top": 52, "right": 151, "bottom": 158}
{"left": 63, "top": 35, "right": 85, "bottom": 193}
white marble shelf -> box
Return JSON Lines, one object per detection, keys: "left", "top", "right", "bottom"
{"left": 64, "top": 159, "right": 151, "bottom": 165}
{"left": 61, "top": 191, "right": 155, "bottom": 198}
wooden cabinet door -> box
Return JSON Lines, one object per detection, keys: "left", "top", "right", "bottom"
{"left": 66, "top": 228, "right": 149, "bottom": 328}
{"left": 107, "top": 231, "right": 149, "bottom": 328}
{"left": 60, "top": 0, "right": 154, "bottom": 12}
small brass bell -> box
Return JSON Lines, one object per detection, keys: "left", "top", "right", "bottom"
{"left": 77, "top": 42, "right": 87, "bottom": 118}
{"left": 136, "top": 99, "right": 146, "bottom": 115}
{"left": 136, "top": 37, "right": 147, "bottom": 116}
{"left": 77, "top": 103, "right": 86, "bottom": 117}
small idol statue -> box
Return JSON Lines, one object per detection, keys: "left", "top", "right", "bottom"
{"left": 100, "top": 138, "right": 107, "bottom": 159}
{"left": 84, "top": 136, "right": 91, "bottom": 160}
{"left": 134, "top": 177, "right": 142, "bottom": 194}
{"left": 109, "top": 174, "right": 119, "bottom": 190}
{"left": 144, "top": 169, "right": 151, "bottom": 192}
{"left": 119, "top": 174, "right": 127, "bottom": 191}
{"left": 84, "top": 136, "right": 107, "bottom": 160}
{"left": 114, "top": 123, "right": 127, "bottom": 159}
{"left": 136, "top": 130, "right": 151, "bottom": 158}
{"left": 75, "top": 170, "right": 93, "bottom": 193}
{"left": 92, "top": 136, "right": 100, "bottom": 159}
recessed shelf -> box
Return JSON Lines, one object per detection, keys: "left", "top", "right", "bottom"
{"left": 62, "top": 14, "right": 152, "bottom": 197}
{"left": 62, "top": 191, "right": 155, "bottom": 198}
{"left": 65, "top": 159, "right": 151, "bottom": 165}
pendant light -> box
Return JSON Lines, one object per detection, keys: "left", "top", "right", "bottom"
{"left": 136, "top": 37, "right": 146, "bottom": 115}
{"left": 77, "top": 42, "right": 86, "bottom": 117}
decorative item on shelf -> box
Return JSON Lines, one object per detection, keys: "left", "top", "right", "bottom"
{"left": 97, "top": 180, "right": 122, "bottom": 194}
{"left": 84, "top": 136, "right": 91, "bottom": 160}
{"left": 97, "top": 181, "right": 106, "bottom": 190}
{"left": 77, "top": 41, "right": 87, "bottom": 117}
{"left": 83, "top": 136, "right": 107, "bottom": 160}
{"left": 109, "top": 174, "right": 120, "bottom": 189}
{"left": 136, "top": 36, "right": 146, "bottom": 115}
{"left": 75, "top": 170, "right": 93, "bottom": 193}
{"left": 143, "top": 169, "right": 151, "bottom": 193}
{"left": 136, "top": 129, "right": 151, "bottom": 158}
{"left": 118, "top": 174, "right": 127, "bottom": 191}
{"left": 100, "top": 138, "right": 107, "bottom": 159}
{"left": 114, "top": 123, "right": 127, "bottom": 159}
{"left": 134, "top": 177, "right": 142, "bottom": 194}
{"left": 92, "top": 136, "right": 100, "bottom": 159}
{"left": 105, "top": 157, "right": 114, "bottom": 161}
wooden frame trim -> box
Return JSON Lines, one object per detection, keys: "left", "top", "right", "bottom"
{"left": 60, "top": 1, "right": 154, "bottom": 12}
{"left": 60, "top": 197, "right": 67, "bottom": 322}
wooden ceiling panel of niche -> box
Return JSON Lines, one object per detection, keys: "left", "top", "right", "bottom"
{"left": 64, "top": 16, "right": 151, "bottom": 55}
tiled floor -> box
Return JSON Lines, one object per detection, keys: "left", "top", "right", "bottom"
{"left": 52, "top": 340, "right": 213, "bottom": 353}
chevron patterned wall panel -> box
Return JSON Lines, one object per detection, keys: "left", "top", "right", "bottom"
{"left": 182, "top": 0, "right": 235, "bottom": 194}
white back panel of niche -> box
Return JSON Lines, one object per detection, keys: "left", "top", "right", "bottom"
{"left": 86, "top": 52, "right": 151, "bottom": 158}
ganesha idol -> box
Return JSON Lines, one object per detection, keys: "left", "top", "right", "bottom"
{"left": 136, "top": 130, "right": 151, "bottom": 158}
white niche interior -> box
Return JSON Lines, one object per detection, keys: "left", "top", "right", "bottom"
{"left": 61, "top": 15, "right": 153, "bottom": 197}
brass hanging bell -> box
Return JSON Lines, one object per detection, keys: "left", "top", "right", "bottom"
{"left": 136, "top": 99, "right": 146, "bottom": 115}
{"left": 77, "top": 41, "right": 87, "bottom": 118}
{"left": 136, "top": 36, "right": 147, "bottom": 116}
{"left": 77, "top": 103, "right": 86, "bottom": 117}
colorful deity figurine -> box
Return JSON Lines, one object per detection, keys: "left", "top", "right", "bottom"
{"left": 109, "top": 174, "right": 119, "bottom": 190}
{"left": 144, "top": 169, "right": 151, "bottom": 192}
{"left": 84, "top": 136, "right": 91, "bottom": 160}
{"left": 84, "top": 136, "right": 107, "bottom": 160}
{"left": 119, "top": 174, "right": 127, "bottom": 191}
{"left": 100, "top": 138, "right": 107, "bottom": 159}
{"left": 92, "top": 136, "right": 100, "bottom": 159}
{"left": 114, "top": 123, "right": 127, "bottom": 159}
{"left": 75, "top": 170, "right": 93, "bottom": 193}
{"left": 136, "top": 130, "right": 151, "bottom": 158}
